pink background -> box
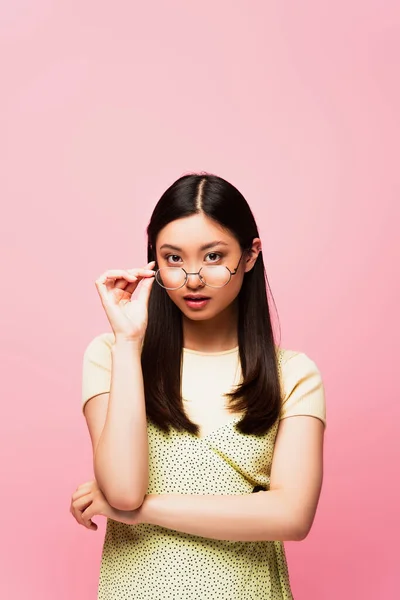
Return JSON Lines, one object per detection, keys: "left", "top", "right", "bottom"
{"left": 1, "top": 1, "right": 399, "bottom": 598}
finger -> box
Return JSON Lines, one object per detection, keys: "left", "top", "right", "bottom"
{"left": 108, "top": 268, "right": 155, "bottom": 278}
{"left": 75, "top": 480, "right": 96, "bottom": 491}
{"left": 126, "top": 267, "right": 155, "bottom": 278}
{"left": 107, "top": 270, "right": 155, "bottom": 293}
{"left": 72, "top": 492, "right": 92, "bottom": 513}
{"left": 71, "top": 496, "right": 97, "bottom": 529}
{"left": 123, "top": 281, "right": 137, "bottom": 295}
{"left": 71, "top": 503, "right": 91, "bottom": 528}
{"left": 95, "top": 273, "right": 138, "bottom": 298}
{"left": 108, "top": 277, "right": 131, "bottom": 291}
{"left": 136, "top": 273, "right": 155, "bottom": 305}
{"left": 71, "top": 490, "right": 88, "bottom": 502}
{"left": 71, "top": 481, "right": 95, "bottom": 500}
{"left": 115, "top": 273, "right": 155, "bottom": 296}
{"left": 96, "top": 269, "right": 153, "bottom": 288}
{"left": 103, "top": 272, "right": 138, "bottom": 292}
{"left": 77, "top": 509, "right": 97, "bottom": 530}
{"left": 71, "top": 507, "right": 86, "bottom": 528}
{"left": 83, "top": 514, "right": 98, "bottom": 530}
{"left": 82, "top": 506, "right": 98, "bottom": 530}
{"left": 124, "top": 267, "right": 155, "bottom": 293}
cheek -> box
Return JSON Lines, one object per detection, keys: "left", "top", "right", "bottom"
{"left": 213, "top": 279, "right": 243, "bottom": 307}
{"left": 165, "top": 289, "right": 183, "bottom": 307}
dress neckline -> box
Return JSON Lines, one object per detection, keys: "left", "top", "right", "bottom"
{"left": 182, "top": 346, "right": 239, "bottom": 356}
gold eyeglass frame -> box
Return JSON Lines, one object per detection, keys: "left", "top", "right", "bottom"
{"left": 154, "top": 249, "right": 248, "bottom": 291}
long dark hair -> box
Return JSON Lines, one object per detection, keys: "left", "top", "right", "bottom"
{"left": 141, "top": 173, "right": 282, "bottom": 436}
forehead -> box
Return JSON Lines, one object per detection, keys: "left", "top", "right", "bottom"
{"left": 156, "top": 213, "right": 236, "bottom": 250}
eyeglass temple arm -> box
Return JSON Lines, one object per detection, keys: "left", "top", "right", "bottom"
{"left": 231, "top": 248, "right": 249, "bottom": 275}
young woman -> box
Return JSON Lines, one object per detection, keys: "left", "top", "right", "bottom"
{"left": 71, "top": 173, "right": 326, "bottom": 599}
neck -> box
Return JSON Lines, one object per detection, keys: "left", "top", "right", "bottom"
{"left": 182, "top": 300, "right": 239, "bottom": 353}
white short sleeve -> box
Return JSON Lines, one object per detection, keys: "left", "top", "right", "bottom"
{"left": 279, "top": 351, "right": 326, "bottom": 429}
{"left": 81, "top": 332, "right": 115, "bottom": 415}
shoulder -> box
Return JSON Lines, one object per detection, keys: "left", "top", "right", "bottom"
{"left": 81, "top": 332, "right": 115, "bottom": 412}
{"left": 276, "top": 346, "right": 321, "bottom": 378}
{"left": 275, "top": 346, "right": 326, "bottom": 428}
{"left": 276, "top": 346, "right": 324, "bottom": 395}
{"left": 83, "top": 331, "right": 116, "bottom": 368}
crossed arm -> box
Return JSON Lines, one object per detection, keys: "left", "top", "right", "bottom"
{"left": 113, "top": 415, "right": 325, "bottom": 542}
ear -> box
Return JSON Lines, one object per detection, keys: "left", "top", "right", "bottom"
{"left": 244, "top": 238, "right": 262, "bottom": 273}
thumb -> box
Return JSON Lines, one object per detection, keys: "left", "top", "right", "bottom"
{"left": 135, "top": 275, "right": 155, "bottom": 306}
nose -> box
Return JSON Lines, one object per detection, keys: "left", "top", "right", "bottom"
{"left": 185, "top": 271, "right": 205, "bottom": 289}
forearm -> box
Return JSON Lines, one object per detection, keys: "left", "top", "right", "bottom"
{"left": 114, "top": 491, "right": 305, "bottom": 542}
{"left": 94, "top": 339, "right": 148, "bottom": 511}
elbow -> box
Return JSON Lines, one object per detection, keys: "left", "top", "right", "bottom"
{"left": 98, "top": 479, "right": 145, "bottom": 511}
{"left": 291, "top": 501, "right": 317, "bottom": 541}
{"left": 293, "top": 526, "right": 308, "bottom": 541}
{"left": 293, "top": 518, "right": 313, "bottom": 541}
{"left": 108, "top": 494, "right": 145, "bottom": 512}
{"left": 94, "top": 463, "right": 147, "bottom": 511}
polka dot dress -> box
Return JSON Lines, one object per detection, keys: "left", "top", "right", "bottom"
{"left": 82, "top": 333, "right": 326, "bottom": 600}
{"left": 97, "top": 351, "right": 293, "bottom": 600}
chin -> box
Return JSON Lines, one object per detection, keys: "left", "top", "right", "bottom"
{"left": 184, "top": 313, "right": 212, "bottom": 321}
{"left": 181, "top": 308, "right": 212, "bottom": 320}
{"left": 181, "top": 302, "right": 228, "bottom": 322}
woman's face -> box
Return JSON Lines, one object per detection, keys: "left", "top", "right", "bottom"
{"left": 155, "top": 213, "right": 261, "bottom": 321}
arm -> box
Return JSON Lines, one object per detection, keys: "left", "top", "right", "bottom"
{"left": 116, "top": 415, "right": 325, "bottom": 541}
{"left": 90, "top": 339, "right": 149, "bottom": 511}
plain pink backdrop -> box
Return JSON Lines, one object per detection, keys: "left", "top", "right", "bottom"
{"left": 1, "top": 1, "right": 399, "bottom": 599}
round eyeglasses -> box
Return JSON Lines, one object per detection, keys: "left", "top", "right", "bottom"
{"left": 154, "top": 250, "right": 247, "bottom": 290}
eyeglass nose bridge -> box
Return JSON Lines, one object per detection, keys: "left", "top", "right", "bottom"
{"left": 182, "top": 267, "right": 207, "bottom": 285}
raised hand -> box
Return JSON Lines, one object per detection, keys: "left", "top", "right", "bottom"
{"left": 94, "top": 260, "right": 156, "bottom": 342}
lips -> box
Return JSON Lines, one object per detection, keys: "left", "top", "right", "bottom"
{"left": 184, "top": 295, "right": 210, "bottom": 300}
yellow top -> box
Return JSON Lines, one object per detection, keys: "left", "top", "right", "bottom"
{"left": 81, "top": 332, "right": 326, "bottom": 600}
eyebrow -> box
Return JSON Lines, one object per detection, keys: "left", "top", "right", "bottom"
{"left": 159, "top": 240, "right": 230, "bottom": 252}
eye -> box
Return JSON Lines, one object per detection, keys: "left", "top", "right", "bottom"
{"left": 166, "top": 254, "right": 182, "bottom": 264}
{"left": 205, "top": 252, "right": 223, "bottom": 263}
